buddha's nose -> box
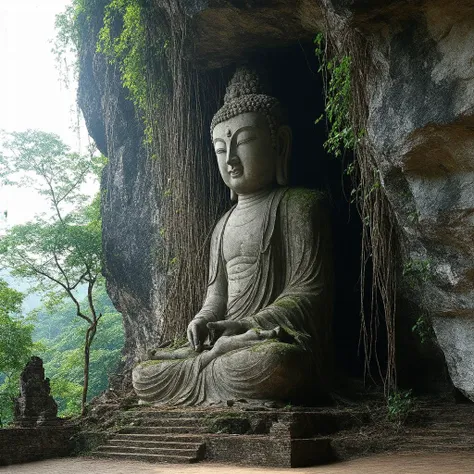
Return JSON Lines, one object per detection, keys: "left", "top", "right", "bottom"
{"left": 226, "top": 150, "right": 239, "bottom": 166}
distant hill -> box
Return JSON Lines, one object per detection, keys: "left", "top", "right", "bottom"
{"left": 0, "top": 269, "right": 42, "bottom": 313}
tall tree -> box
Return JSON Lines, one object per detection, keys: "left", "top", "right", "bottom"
{"left": 0, "top": 130, "right": 104, "bottom": 415}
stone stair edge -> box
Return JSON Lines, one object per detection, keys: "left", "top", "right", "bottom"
{"left": 98, "top": 445, "right": 199, "bottom": 452}
{"left": 108, "top": 437, "right": 203, "bottom": 443}
{"left": 94, "top": 451, "right": 198, "bottom": 462}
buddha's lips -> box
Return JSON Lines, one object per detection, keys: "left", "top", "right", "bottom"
{"left": 229, "top": 167, "right": 243, "bottom": 178}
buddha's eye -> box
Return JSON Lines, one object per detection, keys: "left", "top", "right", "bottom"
{"left": 215, "top": 147, "right": 226, "bottom": 154}
{"left": 237, "top": 136, "right": 256, "bottom": 146}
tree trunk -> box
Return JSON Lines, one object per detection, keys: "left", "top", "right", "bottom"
{"left": 81, "top": 323, "right": 97, "bottom": 416}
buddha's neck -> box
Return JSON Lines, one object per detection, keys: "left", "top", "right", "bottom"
{"left": 236, "top": 188, "right": 273, "bottom": 210}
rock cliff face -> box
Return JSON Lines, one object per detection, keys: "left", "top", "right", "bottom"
{"left": 79, "top": 0, "right": 474, "bottom": 398}
{"left": 355, "top": 0, "right": 474, "bottom": 400}
{"left": 78, "top": 3, "right": 164, "bottom": 363}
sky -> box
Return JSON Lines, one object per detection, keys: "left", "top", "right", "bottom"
{"left": 0, "top": 0, "right": 91, "bottom": 226}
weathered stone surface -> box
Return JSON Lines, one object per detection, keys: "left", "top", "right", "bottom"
{"left": 353, "top": 0, "right": 474, "bottom": 398}
{"left": 185, "top": 0, "right": 324, "bottom": 67}
{"left": 92, "top": 406, "right": 366, "bottom": 466}
{"left": 0, "top": 426, "right": 77, "bottom": 466}
{"left": 78, "top": 3, "right": 164, "bottom": 365}
{"left": 14, "top": 357, "right": 59, "bottom": 427}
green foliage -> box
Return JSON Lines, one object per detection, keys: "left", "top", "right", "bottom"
{"left": 0, "top": 373, "right": 19, "bottom": 427}
{"left": 387, "top": 389, "right": 415, "bottom": 426}
{"left": 314, "top": 33, "right": 360, "bottom": 157}
{"left": 402, "top": 258, "right": 432, "bottom": 288}
{"left": 0, "top": 130, "right": 103, "bottom": 213}
{"left": 97, "top": 0, "right": 166, "bottom": 118}
{"left": 0, "top": 131, "right": 103, "bottom": 293}
{"left": 0, "top": 281, "right": 32, "bottom": 374}
{"left": 0, "top": 280, "right": 33, "bottom": 426}
{"left": 52, "top": 0, "right": 99, "bottom": 88}
{"left": 34, "top": 286, "right": 124, "bottom": 417}
{"left": 98, "top": 0, "right": 144, "bottom": 109}
{"left": 411, "top": 314, "right": 435, "bottom": 344}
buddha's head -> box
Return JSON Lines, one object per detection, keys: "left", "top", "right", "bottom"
{"left": 211, "top": 67, "right": 292, "bottom": 200}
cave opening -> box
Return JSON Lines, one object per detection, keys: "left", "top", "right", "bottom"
{"left": 237, "top": 41, "right": 386, "bottom": 383}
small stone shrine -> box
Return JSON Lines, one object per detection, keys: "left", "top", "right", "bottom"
{"left": 14, "top": 356, "right": 60, "bottom": 427}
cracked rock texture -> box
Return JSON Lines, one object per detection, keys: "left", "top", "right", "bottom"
{"left": 350, "top": 0, "right": 474, "bottom": 399}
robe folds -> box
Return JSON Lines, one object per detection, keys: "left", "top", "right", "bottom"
{"left": 132, "top": 187, "right": 333, "bottom": 405}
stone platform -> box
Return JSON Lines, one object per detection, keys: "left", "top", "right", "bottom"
{"left": 89, "top": 400, "right": 474, "bottom": 467}
{"left": 92, "top": 406, "right": 369, "bottom": 467}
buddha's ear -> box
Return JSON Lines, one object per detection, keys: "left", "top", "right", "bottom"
{"left": 276, "top": 125, "right": 292, "bottom": 186}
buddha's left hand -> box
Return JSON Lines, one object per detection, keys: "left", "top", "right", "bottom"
{"left": 207, "top": 320, "right": 251, "bottom": 342}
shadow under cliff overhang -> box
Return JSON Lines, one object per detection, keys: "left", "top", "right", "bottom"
{"left": 179, "top": 0, "right": 324, "bottom": 68}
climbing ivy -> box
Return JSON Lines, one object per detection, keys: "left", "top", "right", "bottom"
{"left": 315, "top": 30, "right": 399, "bottom": 396}
{"left": 314, "top": 33, "right": 360, "bottom": 157}
{"left": 55, "top": 0, "right": 167, "bottom": 141}
{"left": 98, "top": 0, "right": 147, "bottom": 111}
{"left": 411, "top": 314, "right": 435, "bottom": 344}
{"left": 97, "top": 0, "right": 168, "bottom": 139}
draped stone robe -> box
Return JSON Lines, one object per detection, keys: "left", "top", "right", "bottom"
{"left": 132, "top": 187, "right": 333, "bottom": 405}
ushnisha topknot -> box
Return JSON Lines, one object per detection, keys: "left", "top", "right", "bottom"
{"left": 210, "top": 67, "right": 284, "bottom": 147}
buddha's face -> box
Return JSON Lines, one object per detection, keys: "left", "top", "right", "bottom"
{"left": 212, "top": 112, "right": 276, "bottom": 195}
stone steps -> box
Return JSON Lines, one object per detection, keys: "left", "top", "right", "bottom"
{"left": 94, "top": 404, "right": 474, "bottom": 466}
{"left": 118, "top": 425, "right": 201, "bottom": 434}
{"left": 93, "top": 406, "right": 372, "bottom": 466}
{"left": 94, "top": 411, "right": 206, "bottom": 464}
{"left": 98, "top": 444, "right": 203, "bottom": 456}
{"left": 107, "top": 438, "right": 203, "bottom": 449}
{"left": 121, "top": 415, "right": 202, "bottom": 426}
{"left": 96, "top": 451, "right": 200, "bottom": 463}
{"left": 110, "top": 433, "right": 204, "bottom": 443}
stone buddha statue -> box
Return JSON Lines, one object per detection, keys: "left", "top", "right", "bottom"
{"left": 132, "top": 67, "right": 333, "bottom": 405}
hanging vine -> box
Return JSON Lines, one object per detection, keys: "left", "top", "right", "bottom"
{"left": 315, "top": 26, "right": 399, "bottom": 396}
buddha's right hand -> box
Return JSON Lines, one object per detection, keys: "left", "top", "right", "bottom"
{"left": 187, "top": 318, "right": 209, "bottom": 352}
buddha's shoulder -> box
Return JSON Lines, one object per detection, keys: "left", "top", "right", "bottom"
{"left": 212, "top": 206, "right": 235, "bottom": 239}
{"left": 282, "top": 187, "right": 327, "bottom": 215}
